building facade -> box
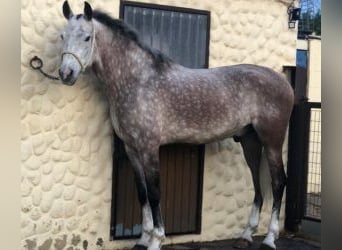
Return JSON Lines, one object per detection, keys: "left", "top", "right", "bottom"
{"left": 21, "top": 0, "right": 298, "bottom": 249}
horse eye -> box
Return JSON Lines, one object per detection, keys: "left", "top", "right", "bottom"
{"left": 85, "top": 36, "right": 91, "bottom": 42}
{"left": 60, "top": 34, "right": 64, "bottom": 40}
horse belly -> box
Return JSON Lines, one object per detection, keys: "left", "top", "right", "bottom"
{"left": 162, "top": 93, "right": 253, "bottom": 144}
{"left": 183, "top": 128, "right": 242, "bottom": 144}
{"left": 164, "top": 115, "right": 250, "bottom": 144}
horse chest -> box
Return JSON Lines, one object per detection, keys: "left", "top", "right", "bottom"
{"left": 108, "top": 104, "right": 127, "bottom": 141}
{"left": 109, "top": 110, "right": 120, "bottom": 134}
{"left": 108, "top": 102, "right": 143, "bottom": 143}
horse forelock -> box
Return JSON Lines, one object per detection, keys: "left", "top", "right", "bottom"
{"left": 92, "top": 10, "right": 172, "bottom": 71}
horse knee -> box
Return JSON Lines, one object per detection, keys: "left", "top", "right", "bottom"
{"left": 279, "top": 173, "right": 287, "bottom": 188}
{"left": 134, "top": 175, "right": 148, "bottom": 205}
{"left": 271, "top": 172, "right": 286, "bottom": 210}
{"left": 272, "top": 171, "right": 286, "bottom": 191}
{"left": 144, "top": 169, "right": 161, "bottom": 205}
{"left": 147, "top": 186, "right": 161, "bottom": 208}
{"left": 254, "top": 194, "right": 263, "bottom": 210}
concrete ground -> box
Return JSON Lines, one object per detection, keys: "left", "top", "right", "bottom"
{"left": 162, "top": 236, "right": 321, "bottom": 250}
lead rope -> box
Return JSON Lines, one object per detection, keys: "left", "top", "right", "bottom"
{"left": 29, "top": 56, "right": 60, "bottom": 80}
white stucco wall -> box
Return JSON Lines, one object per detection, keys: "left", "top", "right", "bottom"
{"left": 21, "top": 0, "right": 297, "bottom": 249}
{"left": 308, "top": 39, "right": 321, "bottom": 103}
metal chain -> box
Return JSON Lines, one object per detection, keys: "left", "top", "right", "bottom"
{"left": 29, "top": 56, "right": 60, "bottom": 81}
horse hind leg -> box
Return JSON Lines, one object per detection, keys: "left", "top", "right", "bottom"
{"left": 254, "top": 122, "right": 288, "bottom": 250}
{"left": 259, "top": 145, "right": 286, "bottom": 250}
{"left": 234, "top": 129, "right": 263, "bottom": 249}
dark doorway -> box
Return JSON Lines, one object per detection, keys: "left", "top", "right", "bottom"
{"left": 284, "top": 63, "right": 321, "bottom": 238}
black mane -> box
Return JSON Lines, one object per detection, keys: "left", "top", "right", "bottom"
{"left": 92, "top": 10, "right": 172, "bottom": 70}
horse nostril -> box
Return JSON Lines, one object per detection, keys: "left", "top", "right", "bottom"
{"left": 58, "top": 69, "right": 63, "bottom": 79}
{"left": 68, "top": 69, "right": 74, "bottom": 79}
{"left": 59, "top": 68, "right": 74, "bottom": 82}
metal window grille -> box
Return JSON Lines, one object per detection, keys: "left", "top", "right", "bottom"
{"left": 304, "top": 104, "right": 321, "bottom": 220}
{"left": 121, "top": 3, "right": 210, "bottom": 68}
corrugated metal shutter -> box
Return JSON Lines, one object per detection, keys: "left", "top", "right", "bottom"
{"left": 123, "top": 5, "right": 209, "bottom": 68}
{"left": 112, "top": 141, "right": 204, "bottom": 238}
{"left": 111, "top": 2, "right": 210, "bottom": 239}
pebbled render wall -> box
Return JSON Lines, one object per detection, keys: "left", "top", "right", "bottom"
{"left": 21, "top": 0, "right": 297, "bottom": 249}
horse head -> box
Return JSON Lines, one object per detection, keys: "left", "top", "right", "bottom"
{"left": 59, "top": 1, "right": 95, "bottom": 85}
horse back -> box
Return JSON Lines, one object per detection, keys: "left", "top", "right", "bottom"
{"left": 156, "top": 64, "right": 294, "bottom": 144}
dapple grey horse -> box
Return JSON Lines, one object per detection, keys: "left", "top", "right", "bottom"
{"left": 58, "top": 2, "right": 294, "bottom": 249}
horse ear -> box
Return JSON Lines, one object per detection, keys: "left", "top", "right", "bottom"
{"left": 84, "top": 1, "right": 93, "bottom": 21}
{"left": 63, "top": 1, "right": 73, "bottom": 20}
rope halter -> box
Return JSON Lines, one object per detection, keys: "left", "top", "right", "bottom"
{"left": 61, "top": 20, "right": 96, "bottom": 73}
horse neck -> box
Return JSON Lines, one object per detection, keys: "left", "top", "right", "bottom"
{"left": 91, "top": 22, "right": 155, "bottom": 93}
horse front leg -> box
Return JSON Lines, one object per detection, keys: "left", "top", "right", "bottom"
{"left": 125, "top": 145, "right": 154, "bottom": 250}
{"left": 142, "top": 151, "right": 165, "bottom": 250}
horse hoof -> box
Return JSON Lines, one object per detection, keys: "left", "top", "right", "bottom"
{"left": 258, "top": 243, "right": 275, "bottom": 250}
{"left": 132, "top": 244, "right": 148, "bottom": 250}
{"left": 233, "top": 238, "right": 252, "bottom": 249}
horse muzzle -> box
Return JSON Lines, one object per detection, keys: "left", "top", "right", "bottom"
{"left": 58, "top": 68, "right": 77, "bottom": 85}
